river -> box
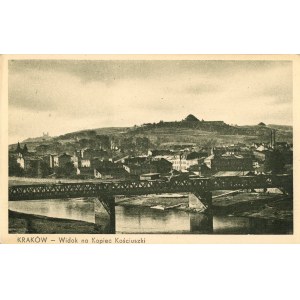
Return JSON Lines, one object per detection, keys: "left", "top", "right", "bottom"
{"left": 9, "top": 196, "right": 292, "bottom": 234}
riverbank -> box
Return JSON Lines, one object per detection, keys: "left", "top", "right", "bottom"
{"left": 8, "top": 191, "right": 293, "bottom": 234}
{"left": 116, "top": 191, "right": 293, "bottom": 222}
{"left": 214, "top": 194, "right": 292, "bottom": 221}
{"left": 9, "top": 210, "right": 98, "bottom": 234}
{"left": 115, "top": 194, "right": 188, "bottom": 207}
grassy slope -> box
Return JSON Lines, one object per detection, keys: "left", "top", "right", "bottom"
{"left": 10, "top": 123, "right": 293, "bottom": 152}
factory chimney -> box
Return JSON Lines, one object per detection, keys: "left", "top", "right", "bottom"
{"left": 270, "top": 129, "right": 276, "bottom": 149}
{"left": 270, "top": 130, "right": 273, "bottom": 148}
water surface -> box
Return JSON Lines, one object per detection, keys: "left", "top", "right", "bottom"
{"left": 9, "top": 197, "right": 292, "bottom": 234}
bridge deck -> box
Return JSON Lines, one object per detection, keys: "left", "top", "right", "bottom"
{"left": 8, "top": 175, "right": 292, "bottom": 201}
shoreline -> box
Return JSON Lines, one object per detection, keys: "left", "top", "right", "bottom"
{"left": 9, "top": 210, "right": 98, "bottom": 234}
{"left": 9, "top": 192, "right": 293, "bottom": 234}
{"left": 116, "top": 192, "right": 293, "bottom": 222}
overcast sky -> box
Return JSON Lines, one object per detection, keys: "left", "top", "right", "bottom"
{"left": 8, "top": 59, "right": 293, "bottom": 144}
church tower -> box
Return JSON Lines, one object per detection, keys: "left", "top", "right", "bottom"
{"left": 16, "top": 142, "right": 22, "bottom": 154}
{"left": 23, "top": 144, "right": 28, "bottom": 154}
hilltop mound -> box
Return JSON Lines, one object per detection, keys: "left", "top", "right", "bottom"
{"left": 184, "top": 114, "right": 200, "bottom": 122}
{"left": 258, "top": 122, "right": 266, "bottom": 126}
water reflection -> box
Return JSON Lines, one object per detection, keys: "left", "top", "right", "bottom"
{"left": 190, "top": 213, "right": 213, "bottom": 234}
{"left": 116, "top": 206, "right": 191, "bottom": 234}
{"left": 9, "top": 199, "right": 95, "bottom": 223}
{"left": 213, "top": 216, "right": 250, "bottom": 234}
{"left": 9, "top": 198, "right": 292, "bottom": 234}
{"left": 116, "top": 206, "right": 292, "bottom": 234}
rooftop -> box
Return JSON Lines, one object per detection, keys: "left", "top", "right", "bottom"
{"left": 213, "top": 171, "right": 251, "bottom": 177}
{"left": 140, "top": 173, "right": 160, "bottom": 176}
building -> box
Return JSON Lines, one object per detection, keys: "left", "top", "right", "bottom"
{"left": 71, "top": 154, "right": 79, "bottom": 168}
{"left": 81, "top": 159, "right": 91, "bottom": 168}
{"left": 188, "top": 164, "right": 201, "bottom": 175}
{"left": 24, "top": 156, "right": 43, "bottom": 177}
{"left": 10, "top": 143, "right": 43, "bottom": 175}
{"left": 93, "top": 161, "right": 128, "bottom": 179}
{"left": 140, "top": 173, "right": 160, "bottom": 181}
{"left": 199, "top": 163, "right": 212, "bottom": 177}
{"left": 148, "top": 149, "right": 173, "bottom": 157}
{"left": 94, "top": 168, "right": 128, "bottom": 180}
{"left": 15, "top": 142, "right": 28, "bottom": 156}
{"left": 58, "top": 153, "right": 72, "bottom": 168}
{"left": 253, "top": 149, "right": 268, "bottom": 162}
{"left": 165, "top": 151, "right": 207, "bottom": 172}
{"left": 124, "top": 156, "right": 148, "bottom": 165}
{"left": 211, "top": 154, "right": 253, "bottom": 173}
{"left": 43, "top": 154, "right": 59, "bottom": 168}
{"left": 123, "top": 161, "right": 156, "bottom": 176}
{"left": 212, "top": 147, "right": 227, "bottom": 156}
{"left": 93, "top": 160, "right": 122, "bottom": 170}
{"left": 76, "top": 167, "right": 94, "bottom": 178}
{"left": 213, "top": 171, "right": 253, "bottom": 177}
{"left": 204, "top": 154, "right": 214, "bottom": 169}
{"left": 150, "top": 158, "right": 172, "bottom": 173}
{"left": 16, "top": 152, "right": 25, "bottom": 169}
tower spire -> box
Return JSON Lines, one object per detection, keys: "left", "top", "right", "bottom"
{"left": 16, "top": 142, "right": 22, "bottom": 153}
{"left": 23, "top": 144, "right": 28, "bottom": 154}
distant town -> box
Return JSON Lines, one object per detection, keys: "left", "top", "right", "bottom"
{"left": 9, "top": 115, "right": 293, "bottom": 182}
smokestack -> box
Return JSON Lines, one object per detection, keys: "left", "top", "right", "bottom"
{"left": 273, "top": 129, "right": 276, "bottom": 149}
{"left": 270, "top": 130, "right": 273, "bottom": 148}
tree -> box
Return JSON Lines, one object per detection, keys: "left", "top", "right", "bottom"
{"left": 204, "top": 138, "right": 217, "bottom": 149}
{"left": 87, "top": 130, "right": 96, "bottom": 137}
{"left": 40, "top": 161, "right": 51, "bottom": 177}
{"left": 79, "top": 138, "right": 89, "bottom": 148}
{"left": 54, "top": 162, "right": 75, "bottom": 178}
{"left": 264, "top": 150, "right": 285, "bottom": 174}
{"left": 96, "top": 135, "right": 110, "bottom": 150}
{"left": 9, "top": 159, "right": 24, "bottom": 176}
{"left": 136, "top": 137, "right": 150, "bottom": 152}
{"left": 36, "top": 144, "right": 49, "bottom": 154}
{"left": 64, "top": 162, "right": 76, "bottom": 176}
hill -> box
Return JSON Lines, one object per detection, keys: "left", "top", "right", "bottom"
{"left": 127, "top": 115, "right": 292, "bottom": 147}
{"left": 268, "top": 124, "right": 293, "bottom": 132}
{"left": 9, "top": 115, "right": 293, "bottom": 154}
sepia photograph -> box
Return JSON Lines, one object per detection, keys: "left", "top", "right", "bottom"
{"left": 2, "top": 55, "right": 295, "bottom": 239}
{"left": 1, "top": 3, "right": 299, "bottom": 300}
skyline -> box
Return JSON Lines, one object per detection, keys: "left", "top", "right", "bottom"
{"left": 8, "top": 59, "right": 293, "bottom": 144}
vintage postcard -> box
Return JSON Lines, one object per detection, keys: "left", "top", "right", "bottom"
{"left": 0, "top": 54, "right": 299, "bottom": 244}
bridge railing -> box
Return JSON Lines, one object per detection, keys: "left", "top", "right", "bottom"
{"left": 8, "top": 174, "right": 292, "bottom": 201}
{"left": 211, "top": 174, "right": 292, "bottom": 190}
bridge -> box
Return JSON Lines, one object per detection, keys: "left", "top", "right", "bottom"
{"left": 9, "top": 174, "right": 293, "bottom": 233}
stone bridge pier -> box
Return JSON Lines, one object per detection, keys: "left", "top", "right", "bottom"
{"left": 189, "top": 191, "right": 212, "bottom": 211}
{"left": 95, "top": 196, "right": 116, "bottom": 234}
{"left": 189, "top": 191, "right": 213, "bottom": 233}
